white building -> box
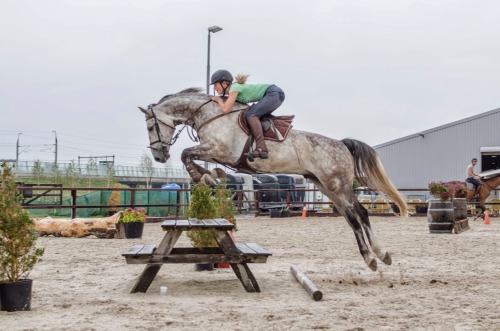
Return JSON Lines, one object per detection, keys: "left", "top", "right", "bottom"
{"left": 374, "top": 107, "right": 500, "bottom": 199}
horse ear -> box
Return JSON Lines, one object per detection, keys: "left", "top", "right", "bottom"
{"left": 138, "top": 106, "right": 149, "bottom": 115}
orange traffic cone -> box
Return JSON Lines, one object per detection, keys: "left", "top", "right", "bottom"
{"left": 484, "top": 210, "right": 490, "bottom": 225}
{"left": 302, "top": 205, "right": 307, "bottom": 218}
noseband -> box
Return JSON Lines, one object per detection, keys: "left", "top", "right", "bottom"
{"left": 145, "top": 100, "right": 212, "bottom": 157}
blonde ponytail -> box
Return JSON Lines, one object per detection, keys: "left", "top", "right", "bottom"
{"left": 234, "top": 74, "right": 249, "bottom": 84}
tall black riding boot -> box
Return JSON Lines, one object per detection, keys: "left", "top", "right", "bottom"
{"left": 247, "top": 116, "right": 268, "bottom": 159}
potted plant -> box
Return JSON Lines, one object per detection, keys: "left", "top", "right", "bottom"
{"left": 427, "top": 180, "right": 468, "bottom": 233}
{"left": 119, "top": 208, "right": 147, "bottom": 239}
{"left": 428, "top": 181, "right": 467, "bottom": 201}
{"left": 0, "top": 162, "right": 45, "bottom": 311}
{"left": 187, "top": 184, "right": 217, "bottom": 271}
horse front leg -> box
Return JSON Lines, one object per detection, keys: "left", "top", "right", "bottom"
{"left": 181, "top": 146, "right": 227, "bottom": 185}
{"left": 181, "top": 148, "right": 208, "bottom": 184}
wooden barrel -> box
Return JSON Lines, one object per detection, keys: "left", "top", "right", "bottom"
{"left": 427, "top": 199, "right": 468, "bottom": 233}
{"left": 427, "top": 200, "right": 454, "bottom": 233}
{"left": 453, "top": 198, "right": 467, "bottom": 221}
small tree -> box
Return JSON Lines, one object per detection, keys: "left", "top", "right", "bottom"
{"left": 105, "top": 162, "right": 116, "bottom": 187}
{"left": 32, "top": 159, "right": 44, "bottom": 184}
{"left": 213, "top": 180, "right": 237, "bottom": 229}
{"left": 139, "top": 153, "right": 154, "bottom": 189}
{"left": 0, "top": 162, "right": 44, "bottom": 282}
{"left": 86, "top": 158, "right": 98, "bottom": 187}
{"left": 186, "top": 184, "right": 217, "bottom": 247}
{"left": 50, "top": 162, "right": 62, "bottom": 184}
{"left": 64, "top": 160, "right": 79, "bottom": 187}
{"left": 107, "top": 183, "right": 122, "bottom": 215}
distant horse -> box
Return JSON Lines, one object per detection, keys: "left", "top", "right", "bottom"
{"left": 139, "top": 88, "right": 408, "bottom": 271}
{"left": 466, "top": 176, "right": 500, "bottom": 220}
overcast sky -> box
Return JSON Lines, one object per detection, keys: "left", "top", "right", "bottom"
{"left": 1, "top": 0, "right": 499, "bottom": 168}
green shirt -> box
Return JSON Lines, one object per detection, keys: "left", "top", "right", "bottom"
{"left": 230, "top": 83, "right": 271, "bottom": 103}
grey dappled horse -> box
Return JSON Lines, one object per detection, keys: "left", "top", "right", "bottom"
{"left": 140, "top": 88, "right": 408, "bottom": 271}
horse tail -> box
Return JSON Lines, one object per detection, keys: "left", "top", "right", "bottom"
{"left": 342, "top": 138, "right": 409, "bottom": 217}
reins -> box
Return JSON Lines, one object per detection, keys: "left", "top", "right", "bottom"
{"left": 146, "top": 99, "right": 212, "bottom": 154}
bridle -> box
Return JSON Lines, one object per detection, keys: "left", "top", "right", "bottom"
{"left": 145, "top": 100, "right": 212, "bottom": 158}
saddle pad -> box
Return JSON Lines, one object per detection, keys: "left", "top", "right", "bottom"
{"left": 238, "top": 111, "right": 294, "bottom": 142}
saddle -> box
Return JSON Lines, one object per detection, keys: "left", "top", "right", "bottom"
{"left": 238, "top": 109, "right": 294, "bottom": 142}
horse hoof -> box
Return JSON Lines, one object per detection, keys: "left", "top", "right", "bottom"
{"left": 367, "top": 258, "right": 377, "bottom": 271}
{"left": 381, "top": 252, "right": 392, "bottom": 265}
{"left": 199, "top": 174, "right": 216, "bottom": 186}
{"left": 211, "top": 168, "right": 226, "bottom": 179}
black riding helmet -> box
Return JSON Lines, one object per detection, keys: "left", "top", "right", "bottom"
{"left": 210, "top": 69, "right": 233, "bottom": 85}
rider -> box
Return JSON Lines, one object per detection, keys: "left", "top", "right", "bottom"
{"left": 210, "top": 69, "right": 285, "bottom": 159}
{"left": 466, "top": 158, "right": 482, "bottom": 197}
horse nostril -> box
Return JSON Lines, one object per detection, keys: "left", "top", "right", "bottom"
{"left": 154, "top": 157, "right": 160, "bottom": 162}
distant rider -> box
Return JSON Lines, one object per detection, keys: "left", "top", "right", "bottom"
{"left": 466, "top": 158, "right": 482, "bottom": 197}
{"left": 210, "top": 69, "right": 285, "bottom": 160}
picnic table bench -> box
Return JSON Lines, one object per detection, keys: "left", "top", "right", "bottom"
{"left": 122, "top": 218, "right": 271, "bottom": 293}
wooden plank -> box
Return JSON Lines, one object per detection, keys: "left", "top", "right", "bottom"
{"left": 230, "top": 263, "right": 260, "bottom": 292}
{"left": 175, "top": 219, "right": 190, "bottom": 229}
{"left": 188, "top": 219, "right": 206, "bottom": 229}
{"left": 130, "top": 264, "right": 162, "bottom": 293}
{"left": 454, "top": 218, "right": 470, "bottom": 234}
{"left": 201, "top": 219, "right": 218, "bottom": 227}
{"left": 138, "top": 244, "right": 156, "bottom": 255}
{"left": 235, "top": 243, "right": 256, "bottom": 255}
{"left": 161, "top": 220, "right": 177, "bottom": 229}
{"left": 245, "top": 243, "right": 272, "bottom": 256}
{"left": 122, "top": 245, "right": 146, "bottom": 256}
{"left": 124, "top": 254, "right": 267, "bottom": 264}
{"left": 213, "top": 218, "right": 234, "bottom": 229}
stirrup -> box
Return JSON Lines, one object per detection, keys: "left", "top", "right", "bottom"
{"left": 247, "top": 149, "right": 268, "bottom": 161}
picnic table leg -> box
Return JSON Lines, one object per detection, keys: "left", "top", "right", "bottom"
{"left": 130, "top": 229, "right": 182, "bottom": 294}
{"left": 213, "top": 230, "right": 262, "bottom": 292}
{"left": 130, "top": 264, "right": 162, "bottom": 293}
{"left": 231, "top": 263, "right": 261, "bottom": 292}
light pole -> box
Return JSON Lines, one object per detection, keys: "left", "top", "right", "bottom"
{"left": 205, "top": 26, "right": 223, "bottom": 170}
{"left": 16, "top": 132, "right": 22, "bottom": 168}
{"left": 52, "top": 130, "right": 58, "bottom": 165}
{"left": 206, "top": 25, "right": 223, "bottom": 94}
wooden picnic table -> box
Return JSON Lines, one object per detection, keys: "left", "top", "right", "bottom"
{"left": 122, "top": 218, "right": 271, "bottom": 293}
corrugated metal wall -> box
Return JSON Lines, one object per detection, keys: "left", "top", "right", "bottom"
{"left": 374, "top": 108, "right": 500, "bottom": 189}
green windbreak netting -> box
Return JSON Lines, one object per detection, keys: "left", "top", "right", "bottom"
{"left": 27, "top": 190, "right": 190, "bottom": 218}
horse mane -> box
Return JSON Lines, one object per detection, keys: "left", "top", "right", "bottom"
{"left": 155, "top": 87, "right": 207, "bottom": 105}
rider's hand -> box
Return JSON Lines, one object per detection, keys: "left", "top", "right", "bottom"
{"left": 212, "top": 96, "right": 222, "bottom": 104}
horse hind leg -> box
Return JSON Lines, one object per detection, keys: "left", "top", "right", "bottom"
{"left": 352, "top": 200, "right": 392, "bottom": 265}
{"left": 335, "top": 198, "right": 378, "bottom": 271}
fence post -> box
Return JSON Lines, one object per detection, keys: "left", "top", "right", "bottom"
{"left": 71, "top": 189, "right": 77, "bottom": 219}
{"left": 176, "top": 189, "right": 180, "bottom": 219}
{"left": 130, "top": 188, "right": 135, "bottom": 209}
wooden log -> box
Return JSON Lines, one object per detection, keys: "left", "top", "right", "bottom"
{"left": 34, "top": 212, "right": 122, "bottom": 238}
{"left": 290, "top": 265, "right": 323, "bottom": 301}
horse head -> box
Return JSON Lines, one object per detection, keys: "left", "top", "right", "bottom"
{"left": 139, "top": 105, "right": 175, "bottom": 163}
{"left": 139, "top": 88, "right": 213, "bottom": 163}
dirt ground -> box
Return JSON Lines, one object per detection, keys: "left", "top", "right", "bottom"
{"left": 2, "top": 215, "right": 499, "bottom": 331}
